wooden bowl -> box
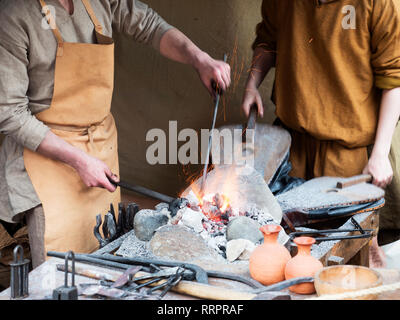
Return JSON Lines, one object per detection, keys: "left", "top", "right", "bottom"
{"left": 314, "top": 265, "right": 383, "bottom": 300}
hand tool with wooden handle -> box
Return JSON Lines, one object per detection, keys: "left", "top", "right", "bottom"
{"left": 336, "top": 174, "right": 373, "bottom": 189}
{"left": 57, "top": 263, "right": 312, "bottom": 300}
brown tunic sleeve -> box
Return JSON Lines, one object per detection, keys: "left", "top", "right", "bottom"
{"left": 371, "top": 0, "right": 400, "bottom": 89}
{"left": 252, "top": 0, "right": 278, "bottom": 51}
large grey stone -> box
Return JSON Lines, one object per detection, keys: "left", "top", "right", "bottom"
{"left": 226, "top": 216, "right": 263, "bottom": 243}
{"left": 149, "top": 225, "right": 220, "bottom": 262}
{"left": 133, "top": 209, "right": 169, "bottom": 241}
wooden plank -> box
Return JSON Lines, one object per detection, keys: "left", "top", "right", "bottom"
{"left": 316, "top": 211, "right": 379, "bottom": 267}
{"left": 347, "top": 243, "right": 370, "bottom": 267}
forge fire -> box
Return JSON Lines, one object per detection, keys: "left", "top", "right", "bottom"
{"left": 167, "top": 189, "right": 278, "bottom": 260}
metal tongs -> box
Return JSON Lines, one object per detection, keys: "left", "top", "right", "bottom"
{"left": 288, "top": 217, "right": 374, "bottom": 242}
{"left": 108, "top": 177, "right": 188, "bottom": 216}
{"left": 199, "top": 53, "right": 229, "bottom": 198}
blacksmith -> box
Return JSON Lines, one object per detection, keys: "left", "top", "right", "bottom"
{"left": 242, "top": 0, "right": 400, "bottom": 265}
{"left": 0, "top": 0, "right": 231, "bottom": 268}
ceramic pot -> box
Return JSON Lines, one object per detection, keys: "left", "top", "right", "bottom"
{"left": 249, "top": 224, "right": 291, "bottom": 285}
{"left": 284, "top": 237, "right": 323, "bottom": 294}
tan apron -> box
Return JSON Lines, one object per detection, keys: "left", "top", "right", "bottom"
{"left": 23, "top": 0, "right": 120, "bottom": 254}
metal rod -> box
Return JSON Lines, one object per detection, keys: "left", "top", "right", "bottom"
{"left": 200, "top": 53, "right": 229, "bottom": 197}
{"left": 115, "top": 180, "right": 175, "bottom": 204}
{"left": 251, "top": 277, "right": 314, "bottom": 294}
{"left": 90, "top": 253, "right": 209, "bottom": 284}
{"left": 48, "top": 251, "right": 135, "bottom": 271}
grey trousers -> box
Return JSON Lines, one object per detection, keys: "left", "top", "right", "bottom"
{"left": 25, "top": 205, "right": 46, "bottom": 269}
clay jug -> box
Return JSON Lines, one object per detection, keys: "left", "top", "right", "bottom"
{"left": 249, "top": 224, "right": 291, "bottom": 285}
{"left": 284, "top": 237, "right": 323, "bottom": 294}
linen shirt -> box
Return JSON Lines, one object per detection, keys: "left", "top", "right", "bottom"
{"left": 253, "top": 0, "right": 400, "bottom": 147}
{"left": 0, "top": 0, "right": 173, "bottom": 222}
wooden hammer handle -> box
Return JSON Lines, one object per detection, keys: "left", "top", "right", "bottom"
{"left": 336, "top": 174, "right": 373, "bottom": 189}
{"left": 58, "top": 264, "right": 256, "bottom": 300}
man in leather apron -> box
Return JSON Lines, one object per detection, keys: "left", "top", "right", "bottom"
{"left": 0, "top": 0, "right": 231, "bottom": 268}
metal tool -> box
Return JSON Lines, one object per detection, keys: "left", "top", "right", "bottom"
{"left": 52, "top": 251, "right": 78, "bottom": 300}
{"left": 111, "top": 266, "right": 142, "bottom": 289}
{"left": 108, "top": 178, "right": 188, "bottom": 218}
{"left": 113, "top": 179, "right": 175, "bottom": 204}
{"left": 94, "top": 202, "right": 141, "bottom": 248}
{"left": 146, "top": 266, "right": 186, "bottom": 299}
{"left": 54, "top": 259, "right": 314, "bottom": 300}
{"left": 9, "top": 245, "right": 30, "bottom": 299}
{"left": 48, "top": 251, "right": 207, "bottom": 284}
{"left": 199, "top": 53, "right": 229, "bottom": 197}
{"left": 288, "top": 217, "right": 374, "bottom": 242}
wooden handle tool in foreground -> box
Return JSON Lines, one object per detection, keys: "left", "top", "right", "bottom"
{"left": 57, "top": 264, "right": 257, "bottom": 300}
{"left": 336, "top": 174, "right": 373, "bottom": 189}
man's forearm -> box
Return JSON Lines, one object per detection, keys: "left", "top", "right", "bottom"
{"left": 36, "top": 131, "right": 86, "bottom": 170}
{"left": 372, "top": 88, "right": 400, "bottom": 158}
{"left": 36, "top": 131, "right": 117, "bottom": 191}
{"left": 159, "top": 28, "right": 231, "bottom": 94}
{"left": 245, "top": 46, "right": 276, "bottom": 90}
{"left": 159, "top": 28, "right": 205, "bottom": 68}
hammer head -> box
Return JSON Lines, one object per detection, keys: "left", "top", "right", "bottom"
{"left": 252, "top": 292, "right": 291, "bottom": 300}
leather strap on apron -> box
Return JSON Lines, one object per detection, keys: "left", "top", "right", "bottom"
{"left": 24, "top": 0, "right": 120, "bottom": 254}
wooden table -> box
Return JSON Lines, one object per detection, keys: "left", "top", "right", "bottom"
{"left": 0, "top": 257, "right": 399, "bottom": 300}
{"left": 0, "top": 211, "right": 384, "bottom": 300}
{"left": 309, "top": 210, "right": 379, "bottom": 267}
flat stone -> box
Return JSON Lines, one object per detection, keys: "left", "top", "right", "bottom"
{"left": 133, "top": 209, "right": 169, "bottom": 241}
{"left": 226, "top": 239, "right": 255, "bottom": 262}
{"left": 226, "top": 216, "right": 263, "bottom": 243}
{"left": 149, "top": 225, "right": 220, "bottom": 262}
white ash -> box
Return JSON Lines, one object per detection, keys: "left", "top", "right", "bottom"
{"left": 115, "top": 231, "right": 158, "bottom": 259}
{"left": 206, "top": 235, "right": 227, "bottom": 256}
{"left": 244, "top": 204, "right": 277, "bottom": 225}
{"left": 185, "top": 191, "right": 201, "bottom": 207}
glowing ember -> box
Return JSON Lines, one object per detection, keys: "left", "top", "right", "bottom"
{"left": 196, "top": 193, "right": 233, "bottom": 223}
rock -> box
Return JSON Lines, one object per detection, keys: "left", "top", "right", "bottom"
{"left": 133, "top": 209, "right": 169, "bottom": 241}
{"left": 150, "top": 225, "right": 220, "bottom": 261}
{"left": 180, "top": 208, "right": 205, "bottom": 233}
{"left": 226, "top": 239, "right": 255, "bottom": 262}
{"left": 155, "top": 202, "right": 169, "bottom": 211}
{"left": 226, "top": 216, "right": 263, "bottom": 243}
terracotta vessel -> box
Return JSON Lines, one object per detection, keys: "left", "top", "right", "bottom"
{"left": 284, "top": 237, "right": 323, "bottom": 294}
{"left": 249, "top": 224, "right": 291, "bottom": 285}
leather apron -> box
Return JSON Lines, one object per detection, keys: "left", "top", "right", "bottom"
{"left": 24, "top": 0, "right": 120, "bottom": 254}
